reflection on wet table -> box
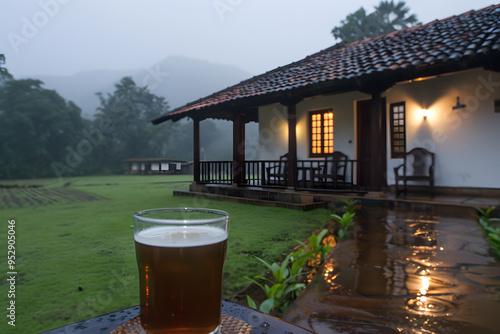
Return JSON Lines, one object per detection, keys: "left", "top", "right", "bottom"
{"left": 283, "top": 207, "right": 500, "bottom": 334}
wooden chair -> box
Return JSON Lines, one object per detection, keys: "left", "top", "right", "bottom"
{"left": 313, "top": 151, "right": 348, "bottom": 188}
{"left": 394, "top": 147, "right": 435, "bottom": 196}
{"left": 266, "top": 153, "right": 288, "bottom": 185}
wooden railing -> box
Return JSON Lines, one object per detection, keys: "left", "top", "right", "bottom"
{"left": 243, "top": 160, "right": 287, "bottom": 186}
{"left": 200, "top": 161, "right": 233, "bottom": 184}
{"left": 198, "top": 160, "right": 365, "bottom": 190}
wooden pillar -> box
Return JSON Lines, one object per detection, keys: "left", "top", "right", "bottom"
{"left": 369, "top": 92, "right": 387, "bottom": 191}
{"left": 232, "top": 112, "right": 245, "bottom": 184}
{"left": 286, "top": 103, "right": 297, "bottom": 188}
{"left": 193, "top": 117, "right": 200, "bottom": 183}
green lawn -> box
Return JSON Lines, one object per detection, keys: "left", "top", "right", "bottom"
{"left": 0, "top": 175, "right": 330, "bottom": 333}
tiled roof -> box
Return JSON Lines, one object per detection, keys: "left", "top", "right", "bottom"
{"left": 153, "top": 4, "right": 500, "bottom": 123}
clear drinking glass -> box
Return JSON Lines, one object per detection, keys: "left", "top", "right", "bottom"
{"left": 134, "top": 208, "right": 229, "bottom": 334}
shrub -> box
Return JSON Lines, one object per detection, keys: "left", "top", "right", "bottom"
{"left": 245, "top": 229, "right": 333, "bottom": 315}
{"left": 475, "top": 206, "right": 500, "bottom": 258}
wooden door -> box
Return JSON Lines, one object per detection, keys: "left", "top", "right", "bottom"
{"left": 357, "top": 98, "right": 387, "bottom": 190}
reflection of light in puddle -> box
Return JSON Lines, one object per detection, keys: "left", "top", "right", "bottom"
{"left": 322, "top": 262, "right": 339, "bottom": 291}
{"left": 407, "top": 296, "right": 455, "bottom": 316}
{"left": 406, "top": 272, "right": 456, "bottom": 317}
{"left": 417, "top": 276, "right": 431, "bottom": 313}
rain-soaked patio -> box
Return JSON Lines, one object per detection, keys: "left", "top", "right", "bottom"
{"left": 283, "top": 205, "right": 500, "bottom": 334}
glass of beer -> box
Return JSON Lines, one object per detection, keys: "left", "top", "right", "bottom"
{"left": 134, "top": 208, "right": 229, "bottom": 334}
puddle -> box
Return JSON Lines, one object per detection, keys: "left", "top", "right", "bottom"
{"left": 283, "top": 207, "right": 500, "bottom": 334}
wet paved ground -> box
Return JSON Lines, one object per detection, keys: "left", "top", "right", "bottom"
{"left": 382, "top": 192, "right": 500, "bottom": 212}
{"left": 283, "top": 207, "right": 500, "bottom": 334}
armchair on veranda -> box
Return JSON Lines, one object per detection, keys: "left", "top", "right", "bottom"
{"left": 394, "top": 147, "right": 435, "bottom": 196}
{"left": 266, "top": 153, "right": 288, "bottom": 185}
{"left": 313, "top": 151, "right": 348, "bottom": 188}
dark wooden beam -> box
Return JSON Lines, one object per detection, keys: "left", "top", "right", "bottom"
{"left": 232, "top": 112, "right": 245, "bottom": 184}
{"left": 285, "top": 102, "right": 298, "bottom": 188}
{"left": 192, "top": 116, "right": 200, "bottom": 183}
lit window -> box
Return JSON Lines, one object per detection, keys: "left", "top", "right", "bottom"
{"left": 309, "top": 110, "right": 334, "bottom": 157}
{"left": 390, "top": 102, "right": 406, "bottom": 158}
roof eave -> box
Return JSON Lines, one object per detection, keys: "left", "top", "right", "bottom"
{"left": 152, "top": 50, "right": 500, "bottom": 125}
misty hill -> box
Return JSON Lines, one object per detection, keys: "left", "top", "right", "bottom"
{"left": 37, "top": 55, "right": 253, "bottom": 119}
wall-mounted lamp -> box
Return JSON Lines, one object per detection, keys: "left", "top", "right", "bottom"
{"left": 452, "top": 96, "right": 466, "bottom": 110}
{"left": 421, "top": 108, "right": 428, "bottom": 120}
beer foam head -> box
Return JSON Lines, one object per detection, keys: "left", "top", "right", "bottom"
{"left": 135, "top": 226, "right": 227, "bottom": 247}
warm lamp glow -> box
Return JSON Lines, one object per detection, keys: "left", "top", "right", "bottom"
{"left": 421, "top": 109, "right": 428, "bottom": 120}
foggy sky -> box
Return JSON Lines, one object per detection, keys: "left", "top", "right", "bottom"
{"left": 1, "top": 0, "right": 496, "bottom": 79}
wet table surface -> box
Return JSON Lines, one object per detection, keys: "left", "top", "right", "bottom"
{"left": 40, "top": 298, "right": 315, "bottom": 334}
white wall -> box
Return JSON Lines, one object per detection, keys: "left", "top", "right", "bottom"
{"left": 296, "top": 92, "right": 368, "bottom": 160}
{"left": 257, "top": 68, "right": 500, "bottom": 189}
{"left": 258, "top": 103, "right": 289, "bottom": 160}
{"left": 258, "top": 91, "right": 369, "bottom": 161}
{"left": 384, "top": 68, "right": 500, "bottom": 189}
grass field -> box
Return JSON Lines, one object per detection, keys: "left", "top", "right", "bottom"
{"left": 0, "top": 175, "right": 331, "bottom": 333}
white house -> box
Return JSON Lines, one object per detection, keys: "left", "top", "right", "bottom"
{"left": 153, "top": 4, "right": 500, "bottom": 196}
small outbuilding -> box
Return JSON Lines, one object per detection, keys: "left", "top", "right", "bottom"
{"left": 124, "top": 158, "right": 193, "bottom": 175}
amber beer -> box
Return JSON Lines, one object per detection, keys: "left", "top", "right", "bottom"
{"left": 134, "top": 209, "right": 228, "bottom": 334}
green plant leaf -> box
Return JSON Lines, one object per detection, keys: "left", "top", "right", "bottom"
{"left": 290, "top": 264, "right": 304, "bottom": 277}
{"left": 281, "top": 252, "right": 292, "bottom": 271}
{"left": 253, "top": 275, "right": 275, "bottom": 284}
{"left": 246, "top": 295, "right": 258, "bottom": 310}
{"left": 316, "top": 229, "right": 328, "bottom": 246}
{"left": 491, "top": 227, "right": 500, "bottom": 235}
{"left": 344, "top": 211, "right": 356, "bottom": 223}
{"left": 289, "top": 248, "right": 306, "bottom": 263}
{"left": 487, "top": 233, "right": 500, "bottom": 248}
{"left": 259, "top": 298, "right": 275, "bottom": 314}
{"left": 294, "top": 239, "right": 307, "bottom": 247}
{"left": 284, "top": 283, "right": 306, "bottom": 296}
{"left": 253, "top": 256, "right": 274, "bottom": 272}
{"left": 274, "top": 269, "right": 284, "bottom": 282}
{"left": 309, "top": 233, "right": 318, "bottom": 248}
{"left": 244, "top": 276, "right": 265, "bottom": 291}
{"left": 475, "top": 206, "right": 487, "bottom": 216}
{"left": 279, "top": 253, "right": 292, "bottom": 281}
{"left": 282, "top": 267, "right": 290, "bottom": 281}
{"left": 268, "top": 283, "right": 285, "bottom": 299}
{"left": 331, "top": 213, "right": 343, "bottom": 224}
{"left": 485, "top": 207, "right": 496, "bottom": 216}
{"left": 476, "top": 206, "right": 497, "bottom": 218}
{"left": 291, "top": 253, "right": 310, "bottom": 276}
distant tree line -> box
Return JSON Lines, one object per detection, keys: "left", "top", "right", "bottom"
{"left": 0, "top": 59, "right": 204, "bottom": 179}
{"left": 0, "top": 78, "right": 89, "bottom": 179}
